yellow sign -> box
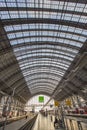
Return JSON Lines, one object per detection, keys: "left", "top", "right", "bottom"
{"left": 54, "top": 101, "right": 60, "bottom": 106}
{"left": 66, "top": 100, "right": 71, "bottom": 106}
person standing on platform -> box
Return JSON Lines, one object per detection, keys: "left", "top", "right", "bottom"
{"left": 25, "top": 115, "right": 28, "bottom": 119}
{"left": 50, "top": 115, "right": 53, "bottom": 122}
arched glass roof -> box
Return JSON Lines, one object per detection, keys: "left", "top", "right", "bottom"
{"left": 0, "top": 0, "right": 87, "bottom": 98}
{"left": 25, "top": 94, "right": 53, "bottom": 112}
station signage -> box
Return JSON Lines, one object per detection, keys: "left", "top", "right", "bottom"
{"left": 54, "top": 100, "right": 60, "bottom": 106}
{"left": 65, "top": 100, "right": 71, "bottom": 106}
{"left": 39, "top": 96, "right": 44, "bottom": 103}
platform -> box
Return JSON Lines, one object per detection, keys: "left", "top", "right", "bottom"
{"left": 0, "top": 115, "right": 34, "bottom": 130}
{"left": 32, "top": 114, "right": 65, "bottom": 130}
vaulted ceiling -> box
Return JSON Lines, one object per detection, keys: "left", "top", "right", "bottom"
{"left": 0, "top": 0, "right": 87, "bottom": 103}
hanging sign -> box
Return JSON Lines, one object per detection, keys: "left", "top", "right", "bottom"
{"left": 39, "top": 96, "right": 44, "bottom": 103}
{"left": 65, "top": 100, "right": 71, "bottom": 106}
{"left": 54, "top": 100, "right": 60, "bottom": 106}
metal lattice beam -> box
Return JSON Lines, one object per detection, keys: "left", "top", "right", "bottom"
{"left": 0, "top": 7, "right": 86, "bottom": 16}
{"left": 2, "top": 19, "right": 86, "bottom": 29}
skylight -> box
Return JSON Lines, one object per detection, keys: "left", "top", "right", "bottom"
{"left": 1, "top": 0, "right": 87, "bottom": 95}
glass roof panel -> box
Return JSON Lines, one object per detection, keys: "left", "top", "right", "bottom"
{"left": 20, "top": 63, "right": 68, "bottom": 70}
{"left": 1, "top": 0, "right": 87, "bottom": 95}
{"left": 30, "top": 87, "right": 54, "bottom": 91}
{"left": 23, "top": 72, "right": 65, "bottom": 78}
{"left": 24, "top": 71, "right": 64, "bottom": 79}
{"left": 15, "top": 50, "right": 75, "bottom": 59}
{"left": 15, "top": 48, "right": 76, "bottom": 57}
{"left": 0, "top": 0, "right": 87, "bottom": 13}
{"left": 10, "top": 37, "right": 83, "bottom": 48}
{"left": 30, "top": 89, "right": 53, "bottom": 94}
{"left": 27, "top": 80, "right": 57, "bottom": 86}
{"left": 19, "top": 60, "right": 69, "bottom": 68}
{"left": 27, "top": 79, "right": 58, "bottom": 85}
{"left": 7, "top": 31, "right": 86, "bottom": 43}
{"left": 19, "top": 57, "right": 71, "bottom": 66}
{"left": 14, "top": 45, "right": 78, "bottom": 54}
{"left": 4, "top": 24, "right": 87, "bottom": 37}
{"left": 1, "top": 10, "right": 87, "bottom": 23}
{"left": 25, "top": 75, "right": 60, "bottom": 82}
{"left": 16, "top": 53, "right": 73, "bottom": 61}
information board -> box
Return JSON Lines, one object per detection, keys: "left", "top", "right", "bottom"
{"left": 39, "top": 96, "right": 44, "bottom": 103}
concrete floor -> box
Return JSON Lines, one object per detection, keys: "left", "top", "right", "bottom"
{"left": 0, "top": 116, "right": 31, "bottom": 130}
{"left": 32, "top": 114, "right": 64, "bottom": 130}
{"left": 0, "top": 114, "right": 65, "bottom": 130}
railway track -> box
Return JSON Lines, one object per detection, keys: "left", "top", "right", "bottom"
{"left": 18, "top": 115, "right": 37, "bottom": 130}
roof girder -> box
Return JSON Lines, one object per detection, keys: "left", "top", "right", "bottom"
{"left": 2, "top": 18, "right": 86, "bottom": 29}
{"left": 0, "top": 7, "right": 87, "bottom": 16}
{"left": 15, "top": 47, "right": 76, "bottom": 58}
{"left": 7, "top": 28, "right": 87, "bottom": 38}
{"left": 13, "top": 42, "right": 80, "bottom": 51}
{"left": 52, "top": 0, "right": 87, "bottom": 4}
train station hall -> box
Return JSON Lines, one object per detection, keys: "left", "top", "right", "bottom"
{"left": 0, "top": 0, "right": 87, "bottom": 130}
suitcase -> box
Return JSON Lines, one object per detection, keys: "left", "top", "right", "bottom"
{"left": 54, "top": 123, "right": 59, "bottom": 129}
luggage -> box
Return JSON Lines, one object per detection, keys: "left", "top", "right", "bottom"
{"left": 54, "top": 123, "right": 59, "bottom": 129}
